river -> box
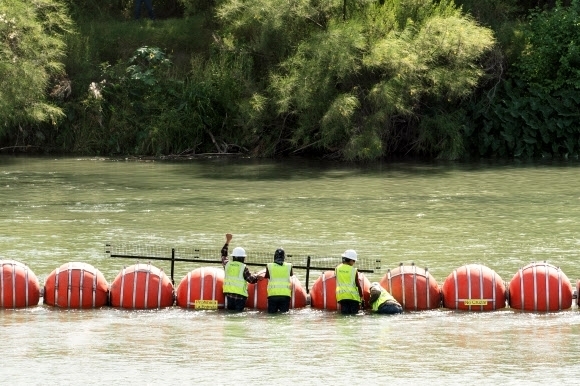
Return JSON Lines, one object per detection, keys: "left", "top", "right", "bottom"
{"left": 1, "top": 155, "right": 579, "bottom": 385}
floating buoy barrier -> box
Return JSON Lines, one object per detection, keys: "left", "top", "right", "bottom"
{"left": 9, "top": 242, "right": 580, "bottom": 313}
{"left": 175, "top": 267, "right": 225, "bottom": 309}
{"left": 43, "top": 262, "right": 109, "bottom": 308}
{"left": 442, "top": 264, "right": 506, "bottom": 311}
{"left": 246, "top": 269, "right": 308, "bottom": 310}
{"left": 0, "top": 260, "right": 40, "bottom": 308}
{"left": 109, "top": 263, "right": 174, "bottom": 309}
{"left": 508, "top": 262, "right": 573, "bottom": 311}
{"left": 380, "top": 263, "right": 440, "bottom": 311}
{"left": 310, "top": 271, "right": 371, "bottom": 310}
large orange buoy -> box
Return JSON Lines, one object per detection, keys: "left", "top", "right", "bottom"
{"left": 310, "top": 271, "right": 371, "bottom": 310}
{"left": 442, "top": 264, "right": 506, "bottom": 311}
{"left": 380, "top": 263, "right": 440, "bottom": 310}
{"left": 175, "top": 267, "right": 225, "bottom": 309}
{"left": 0, "top": 260, "right": 40, "bottom": 308}
{"left": 508, "top": 262, "right": 573, "bottom": 311}
{"left": 43, "top": 262, "right": 109, "bottom": 308}
{"left": 246, "top": 269, "right": 308, "bottom": 310}
{"left": 109, "top": 263, "right": 174, "bottom": 309}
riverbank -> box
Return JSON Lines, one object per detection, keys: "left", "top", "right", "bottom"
{"left": 3, "top": 1, "right": 580, "bottom": 162}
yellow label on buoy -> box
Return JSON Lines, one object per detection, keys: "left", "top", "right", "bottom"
{"left": 194, "top": 300, "right": 218, "bottom": 309}
{"left": 464, "top": 299, "right": 488, "bottom": 306}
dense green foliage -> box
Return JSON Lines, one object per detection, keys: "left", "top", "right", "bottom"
{"left": 1, "top": 0, "right": 579, "bottom": 160}
{"left": 66, "top": 46, "right": 252, "bottom": 155}
{"left": 466, "top": 0, "right": 580, "bottom": 158}
{"left": 0, "top": 0, "right": 73, "bottom": 141}
{"left": 190, "top": 0, "right": 496, "bottom": 159}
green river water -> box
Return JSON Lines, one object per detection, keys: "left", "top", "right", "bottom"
{"left": 1, "top": 155, "right": 579, "bottom": 385}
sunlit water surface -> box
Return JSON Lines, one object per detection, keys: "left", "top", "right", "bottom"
{"left": 1, "top": 156, "right": 580, "bottom": 385}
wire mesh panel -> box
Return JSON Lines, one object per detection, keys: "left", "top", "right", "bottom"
{"left": 105, "top": 244, "right": 174, "bottom": 260}
{"left": 106, "top": 243, "right": 381, "bottom": 272}
{"left": 173, "top": 247, "right": 222, "bottom": 263}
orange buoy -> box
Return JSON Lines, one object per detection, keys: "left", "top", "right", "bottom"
{"left": 380, "top": 263, "right": 440, "bottom": 310}
{"left": 508, "top": 262, "right": 573, "bottom": 311}
{"left": 310, "top": 271, "right": 338, "bottom": 310}
{"left": 43, "top": 262, "right": 109, "bottom": 308}
{"left": 310, "top": 270, "right": 371, "bottom": 310}
{"left": 175, "top": 267, "right": 225, "bottom": 309}
{"left": 109, "top": 263, "right": 174, "bottom": 309}
{"left": 0, "top": 260, "right": 40, "bottom": 308}
{"left": 442, "top": 264, "right": 506, "bottom": 311}
{"left": 246, "top": 269, "right": 308, "bottom": 310}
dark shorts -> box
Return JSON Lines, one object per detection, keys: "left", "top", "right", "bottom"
{"left": 377, "top": 301, "right": 403, "bottom": 314}
{"left": 267, "top": 296, "right": 291, "bottom": 313}
{"left": 225, "top": 295, "right": 247, "bottom": 311}
{"left": 338, "top": 300, "right": 360, "bottom": 315}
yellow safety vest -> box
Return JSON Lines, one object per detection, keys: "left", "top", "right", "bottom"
{"left": 223, "top": 261, "right": 248, "bottom": 296}
{"left": 335, "top": 264, "right": 361, "bottom": 302}
{"left": 267, "top": 262, "right": 292, "bottom": 297}
{"left": 371, "top": 289, "right": 397, "bottom": 311}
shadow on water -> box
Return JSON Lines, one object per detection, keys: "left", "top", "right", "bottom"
{"left": 3, "top": 155, "right": 580, "bottom": 186}
{"left": 124, "top": 156, "right": 580, "bottom": 181}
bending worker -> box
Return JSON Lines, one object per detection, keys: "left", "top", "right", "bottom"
{"left": 335, "top": 249, "right": 364, "bottom": 315}
{"left": 264, "top": 248, "right": 294, "bottom": 313}
{"left": 221, "top": 233, "right": 262, "bottom": 311}
{"left": 369, "top": 282, "right": 403, "bottom": 314}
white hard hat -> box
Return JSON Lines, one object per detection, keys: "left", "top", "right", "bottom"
{"left": 231, "top": 247, "right": 247, "bottom": 257}
{"left": 341, "top": 249, "right": 358, "bottom": 261}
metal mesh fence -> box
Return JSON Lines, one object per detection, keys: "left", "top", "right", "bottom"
{"left": 105, "top": 243, "right": 382, "bottom": 272}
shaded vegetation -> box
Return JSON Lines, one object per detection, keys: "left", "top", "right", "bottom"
{"left": 1, "top": 0, "right": 579, "bottom": 161}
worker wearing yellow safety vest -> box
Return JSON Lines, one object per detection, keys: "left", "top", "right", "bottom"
{"left": 335, "top": 249, "right": 364, "bottom": 315}
{"left": 369, "top": 282, "right": 403, "bottom": 314}
{"left": 221, "top": 233, "right": 263, "bottom": 311}
{"left": 264, "top": 248, "right": 294, "bottom": 313}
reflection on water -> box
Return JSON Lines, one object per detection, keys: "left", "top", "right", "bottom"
{"left": 1, "top": 156, "right": 580, "bottom": 384}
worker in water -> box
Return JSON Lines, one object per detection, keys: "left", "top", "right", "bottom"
{"left": 264, "top": 248, "right": 294, "bottom": 313}
{"left": 369, "top": 282, "right": 403, "bottom": 314}
{"left": 335, "top": 249, "right": 364, "bottom": 315}
{"left": 221, "top": 233, "right": 262, "bottom": 311}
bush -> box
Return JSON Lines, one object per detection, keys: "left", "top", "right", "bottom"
{"left": 467, "top": 0, "right": 580, "bottom": 158}
{"left": 0, "top": 0, "right": 73, "bottom": 141}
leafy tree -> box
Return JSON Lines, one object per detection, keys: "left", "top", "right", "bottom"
{"left": 0, "top": 0, "right": 73, "bottom": 140}
{"left": 214, "top": 0, "right": 495, "bottom": 159}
